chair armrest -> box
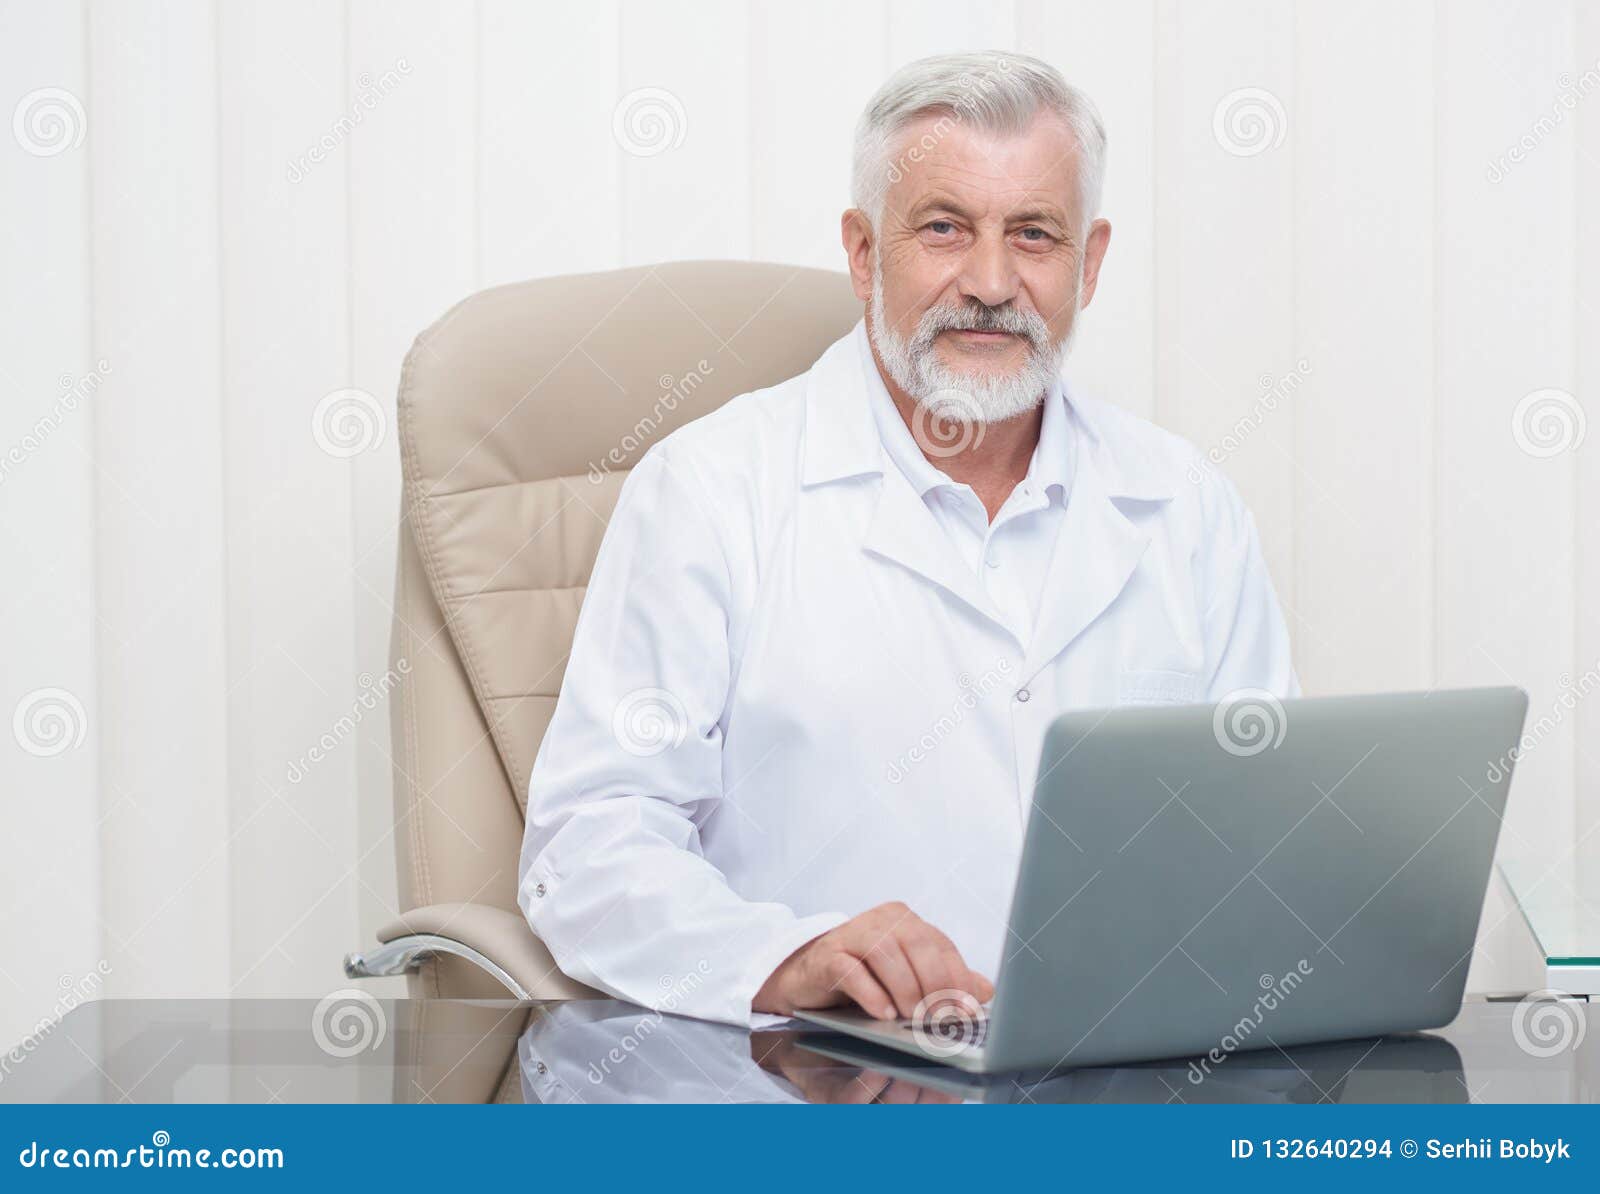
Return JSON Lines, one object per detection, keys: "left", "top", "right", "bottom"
{"left": 343, "top": 902, "right": 597, "bottom": 1000}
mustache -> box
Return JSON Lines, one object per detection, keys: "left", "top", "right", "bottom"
{"left": 913, "top": 301, "right": 1053, "bottom": 350}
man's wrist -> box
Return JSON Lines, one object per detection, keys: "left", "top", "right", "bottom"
{"left": 741, "top": 912, "right": 846, "bottom": 1022}
{"left": 752, "top": 940, "right": 810, "bottom": 1015}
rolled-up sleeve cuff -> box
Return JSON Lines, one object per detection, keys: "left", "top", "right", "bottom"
{"left": 728, "top": 910, "right": 850, "bottom": 1028}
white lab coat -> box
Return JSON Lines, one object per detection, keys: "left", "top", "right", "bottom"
{"left": 519, "top": 321, "right": 1298, "bottom": 1027}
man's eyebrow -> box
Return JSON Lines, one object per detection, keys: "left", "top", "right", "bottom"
{"left": 903, "top": 193, "right": 977, "bottom": 221}
{"left": 901, "top": 195, "right": 1073, "bottom": 228}
{"left": 1006, "top": 205, "right": 1070, "bottom": 227}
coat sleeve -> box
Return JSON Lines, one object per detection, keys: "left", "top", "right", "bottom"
{"left": 1196, "top": 467, "right": 1301, "bottom": 702}
{"left": 518, "top": 446, "right": 846, "bottom": 1026}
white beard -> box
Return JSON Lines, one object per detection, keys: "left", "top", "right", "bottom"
{"left": 868, "top": 258, "right": 1077, "bottom": 427}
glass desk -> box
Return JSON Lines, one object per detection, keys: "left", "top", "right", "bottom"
{"left": 1, "top": 997, "right": 1594, "bottom": 1104}
{"left": 1500, "top": 847, "right": 1600, "bottom": 995}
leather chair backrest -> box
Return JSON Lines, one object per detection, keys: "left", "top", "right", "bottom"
{"left": 388, "top": 262, "right": 861, "bottom": 990}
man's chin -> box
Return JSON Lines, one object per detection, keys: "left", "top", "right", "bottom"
{"left": 913, "top": 380, "right": 1046, "bottom": 427}
{"left": 925, "top": 361, "right": 1031, "bottom": 398}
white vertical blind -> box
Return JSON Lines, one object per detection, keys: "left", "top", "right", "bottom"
{"left": 218, "top": 0, "right": 358, "bottom": 998}
{"left": 1578, "top": 1, "right": 1600, "bottom": 854}
{"left": 1436, "top": 3, "right": 1579, "bottom": 874}
{"left": 0, "top": 0, "right": 100, "bottom": 1032}
{"left": 87, "top": 0, "right": 232, "bottom": 1007}
{"left": 1, "top": 0, "right": 1594, "bottom": 1045}
{"left": 1293, "top": 0, "right": 1434, "bottom": 698}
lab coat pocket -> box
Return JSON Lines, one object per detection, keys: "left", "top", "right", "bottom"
{"left": 1117, "top": 667, "right": 1200, "bottom": 706}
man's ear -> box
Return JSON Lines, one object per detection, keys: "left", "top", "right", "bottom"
{"left": 840, "top": 209, "right": 875, "bottom": 303}
{"left": 1077, "top": 217, "right": 1112, "bottom": 310}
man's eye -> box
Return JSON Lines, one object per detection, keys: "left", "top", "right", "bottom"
{"left": 925, "top": 220, "right": 956, "bottom": 235}
{"left": 1018, "top": 227, "right": 1051, "bottom": 242}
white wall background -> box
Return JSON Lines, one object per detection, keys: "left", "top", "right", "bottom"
{"left": 2, "top": 0, "right": 1595, "bottom": 1047}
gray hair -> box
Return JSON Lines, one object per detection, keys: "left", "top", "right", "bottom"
{"left": 850, "top": 51, "right": 1107, "bottom": 233}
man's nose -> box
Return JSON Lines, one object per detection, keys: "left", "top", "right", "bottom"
{"left": 955, "top": 234, "right": 1020, "bottom": 309}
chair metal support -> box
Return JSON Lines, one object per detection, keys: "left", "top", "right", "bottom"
{"left": 343, "top": 934, "right": 528, "bottom": 999}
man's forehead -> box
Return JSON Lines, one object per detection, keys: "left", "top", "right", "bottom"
{"left": 885, "top": 111, "right": 1081, "bottom": 221}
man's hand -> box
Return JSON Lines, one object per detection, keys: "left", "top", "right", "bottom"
{"left": 752, "top": 902, "right": 994, "bottom": 1020}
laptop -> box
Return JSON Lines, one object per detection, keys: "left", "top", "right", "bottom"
{"left": 795, "top": 687, "right": 1529, "bottom": 1075}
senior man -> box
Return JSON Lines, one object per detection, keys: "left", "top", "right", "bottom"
{"left": 519, "top": 52, "right": 1297, "bottom": 1027}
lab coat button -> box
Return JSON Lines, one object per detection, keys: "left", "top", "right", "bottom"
{"left": 1016, "top": 688, "right": 1031, "bottom": 703}
{"left": 535, "top": 882, "right": 547, "bottom": 898}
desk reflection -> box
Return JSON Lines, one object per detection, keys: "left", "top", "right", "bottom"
{"left": 516, "top": 1000, "right": 1467, "bottom": 1105}
{"left": 8, "top": 996, "right": 1574, "bottom": 1104}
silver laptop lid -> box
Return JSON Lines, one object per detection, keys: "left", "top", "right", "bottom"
{"left": 983, "top": 687, "right": 1529, "bottom": 1074}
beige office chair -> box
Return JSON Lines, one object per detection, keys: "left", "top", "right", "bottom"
{"left": 343, "top": 261, "right": 861, "bottom": 1000}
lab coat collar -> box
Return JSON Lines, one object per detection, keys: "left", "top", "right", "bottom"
{"left": 800, "top": 322, "right": 883, "bottom": 488}
{"left": 1065, "top": 391, "right": 1177, "bottom": 504}
{"left": 1022, "top": 436, "right": 1153, "bottom": 675}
